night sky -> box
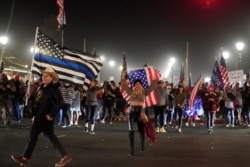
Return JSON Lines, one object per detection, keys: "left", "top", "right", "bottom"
{"left": 0, "top": 0, "right": 249, "bottom": 83}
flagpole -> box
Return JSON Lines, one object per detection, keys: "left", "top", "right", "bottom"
{"left": 25, "top": 26, "right": 39, "bottom": 105}
{"left": 185, "top": 41, "right": 189, "bottom": 86}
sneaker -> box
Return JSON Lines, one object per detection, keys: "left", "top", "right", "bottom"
{"left": 74, "top": 122, "right": 78, "bottom": 125}
{"left": 83, "top": 127, "right": 88, "bottom": 133}
{"left": 167, "top": 123, "right": 173, "bottom": 128}
{"left": 231, "top": 124, "right": 235, "bottom": 127}
{"left": 100, "top": 119, "right": 105, "bottom": 124}
{"left": 185, "top": 122, "right": 189, "bottom": 127}
{"left": 192, "top": 123, "right": 196, "bottom": 127}
{"left": 208, "top": 128, "right": 213, "bottom": 134}
{"left": 159, "top": 127, "right": 166, "bottom": 133}
{"left": 225, "top": 124, "right": 229, "bottom": 128}
{"left": 109, "top": 121, "right": 113, "bottom": 124}
{"left": 177, "top": 128, "right": 182, "bottom": 133}
{"left": 155, "top": 127, "right": 159, "bottom": 133}
{"left": 55, "top": 155, "right": 72, "bottom": 167}
{"left": 11, "top": 155, "right": 28, "bottom": 166}
{"left": 62, "top": 125, "right": 67, "bottom": 128}
{"left": 90, "top": 131, "right": 95, "bottom": 135}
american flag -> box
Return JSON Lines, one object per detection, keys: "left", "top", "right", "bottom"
{"left": 219, "top": 55, "right": 229, "bottom": 89}
{"left": 189, "top": 76, "right": 204, "bottom": 110}
{"left": 121, "top": 66, "right": 160, "bottom": 108}
{"left": 31, "top": 30, "right": 103, "bottom": 90}
{"left": 57, "top": 0, "right": 66, "bottom": 30}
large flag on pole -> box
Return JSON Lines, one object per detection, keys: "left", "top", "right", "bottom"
{"left": 189, "top": 76, "right": 204, "bottom": 110}
{"left": 57, "top": 0, "right": 66, "bottom": 30}
{"left": 211, "top": 60, "right": 224, "bottom": 89}
{"left": 219, "top": 55, "right": 229, "bottom": 89}
{"left": 31, "top": 30, "right": 103, "bottom": 90}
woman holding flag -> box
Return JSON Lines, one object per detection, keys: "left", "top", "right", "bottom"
{"left": 121, "top": 69, "right": 158, "bottom": 156}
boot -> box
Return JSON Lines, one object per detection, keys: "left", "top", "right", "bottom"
{"left": 139, "top": 132, "right": 145, "bottom": 152}
{"left": 128, "top": 131, "right": 134, "bottom": 156}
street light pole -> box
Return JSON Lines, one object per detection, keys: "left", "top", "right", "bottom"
{"left": 0, "top": 36, "right": 9, "bottom": 72}
{"left": 235, "top": 42, "right": 244, "bottom": 70}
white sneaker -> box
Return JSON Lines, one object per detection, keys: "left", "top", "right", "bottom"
{"left": 231, "top": 124, "right": 235, "bottom": 127}
{"left": 185, "top": 123, "right": 189, "bottom": 127}
{"left": 100, "top": 120, "right": 105, "bottom": 124}
{"left": 178, "top": 128, "right": 182, "bottom": 133}
{"left": 192, "top": 123, "right": 195, "bottom": 127}
{"left": 90, "top": 131, "right": 95, "bottom": 135}
{"left": 225, "top": 124, "right": 229, "bottom": 127}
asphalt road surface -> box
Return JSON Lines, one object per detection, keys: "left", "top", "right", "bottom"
{"left": 1, "top": 119, "right": 250, "bottom": 167}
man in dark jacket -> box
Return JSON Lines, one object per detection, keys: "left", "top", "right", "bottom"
{"left": 11, "top": 67, "right": 72, "bottom": 167}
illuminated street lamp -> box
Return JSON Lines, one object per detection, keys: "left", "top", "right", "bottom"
{"left": 164, "top": 57, "right": 176, "bottom": 83}
{"left": 235, "top": 42, "right": 244, "bottom": 70}
{"left": 109, "top": 60, "right": 115, "bottom": 67}
{"left": 222, "top": 51, "right": 230, "bottom": 60}
{"left": 0, "top": 36, "right": 9, "bottom": 71}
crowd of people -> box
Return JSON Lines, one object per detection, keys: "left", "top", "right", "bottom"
{"left": 0, "top": 73, "right": 26, "bottom": 126}
{"left": 1, "top": 67, "right": 250, "bottom": 162}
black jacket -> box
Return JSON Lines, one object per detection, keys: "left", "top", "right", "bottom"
{"left": 33, "top": 82, "right": 64, "bottom": 121}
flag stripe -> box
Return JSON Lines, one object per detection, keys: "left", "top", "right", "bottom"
{"left": 31, "top": 30, "right": 102, "bottom": 90}
{"left": 57, "top": 0, "right": 66, "bottom": 28}
{"left": 34, "top": 54, "right": 97, "bottom": 79}
{"left": 32, "top": 63, "right": 85, "bottom": 85}
{"left": 189, "top": 76, "right": 204, "bottom": 110}
{"left": 219, "top": 56, "right": 229, "bottom": 89}
{"left": 121, "top": 66, "right": 160, "bottom": 107}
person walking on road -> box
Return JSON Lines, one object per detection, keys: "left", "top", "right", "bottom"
{"left": 202, "top": 85, "right": 219, "bottom": 133}
{"left": 84, "top": 80, "right": 107, "bottom": 134}
{"left": 121, "top": 69, "right": 158, "bottom": 156}
{"left": 11, "top": 67, "right": 72, "bottom": 167}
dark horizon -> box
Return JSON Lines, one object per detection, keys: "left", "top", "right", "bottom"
{"left": 0, "top": 0, "right": 249, "bottom": 83}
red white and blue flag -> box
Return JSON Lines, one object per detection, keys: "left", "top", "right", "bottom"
{"left": 189, "top": 76, "right": 204, "bottom": 110}
{"left": 121, "top": 66, "right": 161, "bottom": 108}
{"left": 219, "top": 55, "right": 229, "bottom": 89}
{"left": 57, "top": 0, "right": 66, "bottom": 30}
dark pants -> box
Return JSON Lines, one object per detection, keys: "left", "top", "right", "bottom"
{"left": 128, "top": 106, "right": 144, "bottom": 132}
{"left": 205, "top": 110, "right": 215, "bottom": 129}
{"left": 85, "top": 105, "right": 97, "bottom": 124}
{"left": 62, "top": 104, "right": 71, "bottom": 126}
{"left": 115, "top": 98, "right": 127, "bottom": 117}
{"left": 153, "top": 105, "right": 165, "bottom": 128}
{"left": 128, "top": 106, "right": 145, "bottom": 155}
{"left": 23, "top": 118, "right": 67, "bottom": 159}
{"left": 174, "top": 107, "right": 183, "bottom": 128}
{"left": 101, "top": 100, "right": 114, "bottom": 121}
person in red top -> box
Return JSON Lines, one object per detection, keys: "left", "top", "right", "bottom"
{"left": 202, "top": 85, "right": 219, "bottom": 134}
